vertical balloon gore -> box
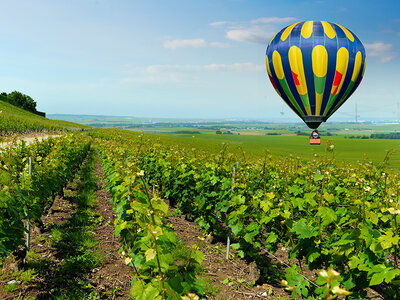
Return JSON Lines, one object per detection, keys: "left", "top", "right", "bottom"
{"left": 266, "top": 21, "right": 366, "bottom": 129}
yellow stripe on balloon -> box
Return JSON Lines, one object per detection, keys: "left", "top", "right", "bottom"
{"left": 312, "top": 45, "right": 328, "bottom": 77}
{"left": 321, "top": 21, "right": 336, "bottom": 39}
{"left": 272, "top": 51, "right": 285, "bottom": 80}
{"left": 281, "top": 22, "right": 299, "bottom": 41}
{"left": 351, "top": 51, "right": 362, "bottom": 82}
{"left": 331, "top": 47, "right": 349, "bottom": 95}
{"left": 315, "top": 92, "right": 323, "bottom": 116}
{"left": 362, "top": 57, "right": 366, "bottom": 77}
{"left": 266, "top": 56, "right": 272, "bottom": 76}
{"left": 336, "top": 24, "right": 354, "bottom": 42}
{"left": 289, "top": 46, "right": 307, "bottom": 95}
{"left": 301, "top": 21, "right": 313, "bottom": 39}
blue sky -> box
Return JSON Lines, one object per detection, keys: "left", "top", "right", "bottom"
{"left": 1, "top": 0, "right": 399, "bottom": 121}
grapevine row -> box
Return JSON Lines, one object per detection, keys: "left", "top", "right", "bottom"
{"left": 96, "top": 137, "right": 205, "bottom": 300}
{"left": 0, "top": 134, "right": 91, "bottom": 261}
{"left": 91, "top": 128, "right": 400, "bottom": 299}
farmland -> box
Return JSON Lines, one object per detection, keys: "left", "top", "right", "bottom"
{"left": 147, "top": 133, "right": 400, "bottom": 169}
{"left": 1, "top": 106, "right": 400, "bottom": 299}
{"left": 90, "top": 128, "right": 400, "bottom": 299}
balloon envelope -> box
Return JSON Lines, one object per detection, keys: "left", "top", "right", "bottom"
{"left": 266, "top": 21, "right": 366, "bottom": 129}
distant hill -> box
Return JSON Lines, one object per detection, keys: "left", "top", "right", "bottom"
{"left": 0, "top": 100, "right": 91, "bottom": 135}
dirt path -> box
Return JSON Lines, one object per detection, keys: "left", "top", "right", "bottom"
{"left": 0, "top": 151, "right": 131, "bottom": 299}
{"left": 0, "top": 134, "right": 61, "bottom": 150}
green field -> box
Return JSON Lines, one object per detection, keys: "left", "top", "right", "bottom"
{"left": 135, "top": 131, "right": 400, "bottom": 169}
{"left": 47, "top": 114, "right": 400, "bottom": 169}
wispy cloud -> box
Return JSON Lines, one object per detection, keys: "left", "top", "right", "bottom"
{"left": 210, "top": 16, "right": 296, "bottom": 45}
{"left": 225, "top": 27, "right": 272, "bottom": 44}
{"left": 123, "top": 63, "right": 263, "bottom": 84}
{"left": 209, "top": 21, "right": 230, "bottom": 27}
{"left": 164, "top": 38, "right": 206, "bottom": 49}
{"left": 164, "top": 38, "right": 231, "bottom": 49}
{"left": 365, "top": 42, "right": 396, "bottom": 62}
{"left": 250, "top": 17, "right": 296, "bottom": 24}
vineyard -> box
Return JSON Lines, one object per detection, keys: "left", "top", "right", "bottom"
{"left": 1, "top": 125, "right": 400, "bottom": 299}
{"left": 87, "top": 128, "right": 400, "bottom": 299}
{"left": 0, "top": 100, "right": 90, "bottom": 136}
{"left": 0, "top": 135, "right": 91, "bottom": 260}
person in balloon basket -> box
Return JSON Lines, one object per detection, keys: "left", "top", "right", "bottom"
{"left": 310, "top": 130, "right": 319, "bottom": 139}
{"left": 309, "top": 130, "right": 321, "bottom": 145}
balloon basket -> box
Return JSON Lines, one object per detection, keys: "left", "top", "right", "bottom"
{"left": 309, "top": 130, "right": 321, "bottom": 145}
{"left": 310, "top": 138, "right": 321, "bottom": 145}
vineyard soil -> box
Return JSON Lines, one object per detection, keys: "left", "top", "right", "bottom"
{"left": 166, "top": 213, "right": 290, "bottom": 299}
{"left": 0, "top": 153, "right": 131, "bottom": 299}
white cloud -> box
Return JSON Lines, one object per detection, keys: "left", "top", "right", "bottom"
{"left": 164, "top": 38, "right": 206, "bottom": 49}
{"left": 365, "top": 42, "right": 396, "bottom": 62}
{"left": 123, "top": 63, "right": 263, "bottom": 84}
{"left": 163, "top": 38, "right": 231, "bottom": 49}
{"left": 250, "top": 17, "right": 296, "bottom": 24}
{"left": 225, "top": 27, "right": 272, "bottom": 44}
{"left": 142, "top": 63, "right": 262, "bottom": 73}
{"left": 209, "top": 21, "right": 230, "bottom": 27}
{"left": 217, "top": 16, "right": 295, "bottom": 45}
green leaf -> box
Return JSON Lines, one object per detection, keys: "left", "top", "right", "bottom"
{"left": 131, "top": 280, "right": 145, "bottom": 298}
{"left": 145, "top": 248, "right": 156, "bottom": 262}
{"left": 230, "top": 222, "right": 243, "bottom": 236}
{"left": 114, "top": 220, "right": 127, "bottom": 236}
{"left": 232, "top": 195, "right": 246, "bottom": 205}
{"left": 291, "top": 219, "right": 318, "bottom": 239}
{"left": 307, "top": 251, "right": 320, "bottom": 263}
{"left": 385, "top": 269, "right": 400, "bottom": 283}
{"left": 285, "top": 265, "right": 310, "bottom": 297}
{"left": 143, "top": 284, "right": 161, "bottom": 300}
{"left": 323, "top": 192, "right": 334, "bottom": 202}
{"left": 151, "top": 197, "right": 168, "bottom": 214}
{"left": 378, "top": 229, "right": 399, "bottom": 249}
{"left": 316, "top": 206, "right": 337, "bottom": 226}
{"left": 266, "top": 232, "right": 277, "bottom": 244}
{"left": 370, "top": 271, "right": 386, "bottom": 286}
{"left": 259, "top": 200, "right": 272, "bottom": 212}
{"left": 244, "top": 230, "right": 259, "bottom": 242}
{"left": 292, "top": 197, "right": 305, "bottom": 211}
{"left": 220, "top": 278, "right": 230, "bottom": 284}
{"left": 245, "top": 222, "right": 259, "bottom": 232}
{"left": 289, "top": 185, "right": 302, "bottom": 196}
{"left": 313, "top": 174, "right": 324, "bottom": 182}
{"left": 343, "top": 276, "right": 356, "bottom": 291}
{"left": 191, "top": 249, "right": 205, "bottom": 264}
{"left": 231, "top": 243, "right": 241, "bottom": 250}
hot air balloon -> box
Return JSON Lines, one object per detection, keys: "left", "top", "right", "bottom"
{"left": 266, "top": 21, "right": 366, "bottom": 142}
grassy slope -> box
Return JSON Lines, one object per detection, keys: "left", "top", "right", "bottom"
{"left": 0, "top": 100, "right": 91, "bottom": 133}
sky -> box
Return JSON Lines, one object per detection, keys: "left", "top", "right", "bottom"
{"left": 0, "top": 0, "right": 400, "bottom": 122}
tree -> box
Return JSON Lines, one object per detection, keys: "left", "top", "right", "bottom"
{"left": 5, "top": 91, "right": 37, "bottom": 112}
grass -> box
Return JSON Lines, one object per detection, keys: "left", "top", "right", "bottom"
{"left": 140, "top": 131, "right": 400, "bottom": 169}
{"left": 0, "top": 99, "right": 91, "bottom": 134}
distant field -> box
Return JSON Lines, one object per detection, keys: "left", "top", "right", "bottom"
{"left": 141, "top": 132, "right": 400, "bottom": 169}
{"left": 49, "top": 114, "right": 400, "bottom": 168}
